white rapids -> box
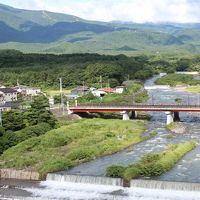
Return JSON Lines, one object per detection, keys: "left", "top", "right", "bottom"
{"left": 22, "top": 180, "right": 200, "bottom": 200}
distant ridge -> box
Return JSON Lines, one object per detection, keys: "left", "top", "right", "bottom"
{"left": 0, "top": 3, "right": 200, "bottom": 54}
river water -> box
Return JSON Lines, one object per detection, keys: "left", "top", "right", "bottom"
{"left": 1, "top": 75, "right": 200, "bottom": 199}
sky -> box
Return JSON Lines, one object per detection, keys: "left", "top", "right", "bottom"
{"left": 1, "top": 0, "right": 200, "bottom": 23}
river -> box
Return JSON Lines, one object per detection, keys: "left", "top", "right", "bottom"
{"left": 1, "top": 75, "right": 200, "bottom": 199}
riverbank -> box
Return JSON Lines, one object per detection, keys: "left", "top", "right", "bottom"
{"left": 0, "top": 119, "right": 147, "bottom": 178}
{"left": 174, "top": 85, "right": 200, "bottom": 94}
{"left": 166, "top": 122, "right": 186, "bottom": 134}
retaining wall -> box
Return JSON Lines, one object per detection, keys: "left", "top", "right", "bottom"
{"left": 0, "top": 168, "right": 40, "bottom": 180}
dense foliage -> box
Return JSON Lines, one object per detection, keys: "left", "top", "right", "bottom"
{"left": 0, "top": 50, "right": 153, "bottom": 88}
{"left": 106, "top": 140, "right": 196, "bottom": 181}
{"left": 0, "top": 96, "right": 56, "bottom": 154}
{"left": 2, "top": 96, "right": 56, "bottom": 131}
{"left": 1, "top": 51, "right": 200, "bottom": 89}
{"left": 0, "top": 123, "right": 52, "bottom": 154}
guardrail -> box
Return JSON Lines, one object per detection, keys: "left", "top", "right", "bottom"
{"left": 69, "top": 103, "right": 200, "bottom": 108}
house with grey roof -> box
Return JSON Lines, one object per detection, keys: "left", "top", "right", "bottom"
{"left": 0, "top": 88, "right": 18, "bottom": 102}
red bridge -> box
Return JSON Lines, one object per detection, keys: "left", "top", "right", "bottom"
{"left": 68, "top": 104, "right": 200, "bottom": 124}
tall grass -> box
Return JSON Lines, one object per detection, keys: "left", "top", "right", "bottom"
{"left": 0, "top": 119, "right": 146, "bottom": 176}
{"left": 106, "top": 140, "right": 196, "bottom": 181}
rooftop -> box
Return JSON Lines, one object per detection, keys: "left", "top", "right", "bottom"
{"left": 0, "top": 88, "right": 17, "bottom": 94}
{"left": 98, "top": 87, "right": 116, "bottom": 93}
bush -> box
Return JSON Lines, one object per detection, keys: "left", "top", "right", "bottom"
{"left": 0, "top": 123, "right": 52, "bottom": 154}
{"left": 38, "top": 159, "right": 73, "bottom": 175}
{"left": 134, "top": 90, "right": 149, "bottom": 103}
{"left": 68, "top": 147, "right": 96, "bottom": 161}
{"left": 106, "top": 165, "right": 126, "bottom": 178}
{"left": 123, "top": 167, "right": 141, "bottom": 181}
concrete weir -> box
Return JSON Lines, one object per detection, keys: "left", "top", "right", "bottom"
{"left": 47, "top": 173, "right": 123, "bottom": 186}
{"left": 130, "top": 179, "right": 200, "bottom": 191}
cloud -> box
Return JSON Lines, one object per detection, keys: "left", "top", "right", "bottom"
{"left": 1, "top": 0, "right": 200, "bottom": 23}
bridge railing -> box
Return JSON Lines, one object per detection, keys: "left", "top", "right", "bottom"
{"left": 70, "top": 103, "right": 200, "bottom": 108}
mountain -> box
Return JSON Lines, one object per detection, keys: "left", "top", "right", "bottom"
{"left": 0, "top": 3, "right": 86, "bottom": 30}
{"left": 0, "top": 3, "right": 200, "bottom": 54}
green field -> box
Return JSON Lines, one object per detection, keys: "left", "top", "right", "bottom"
{"left": 186, "top": 86, "right": 200, "bottom": 93}
{"left": 44, "top": 89, "right": 71, "bottom": 96}
{"left": 0, "top": 119, "right": 147, "bottom": 176}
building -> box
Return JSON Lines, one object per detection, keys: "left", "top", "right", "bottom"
{"left": 0, "top": 88, "right": 18, "bottom": 102}
{"left": 15, "top": 85, "right": 41, "bottom": 96}
{"left": 115, "top": 86, "right": 126, "bottom": 94}
{"left": 0, "top": 102, "right": 18, "bottom": 111}
{"left": 92, "top": 90, "right": 107, "bottom": 97}
{"left": 71, "top": 86, "right": 90, "bottom": 95}
{"left": 98, "top": 87, "right": 116, "bottom": 94}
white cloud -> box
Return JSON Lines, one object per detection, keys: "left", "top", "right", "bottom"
{"left": 2, "top": 0, "right": 200, "bottom": 23}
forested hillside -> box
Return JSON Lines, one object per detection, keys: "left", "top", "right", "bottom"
{"left": 1, "top": 3, "right": 200, "bottom": 54}
{"left": 1, "top": 50, "right": 200, "bottom": 89}
{"left": 0, "top": 50, "right": 153, "bottom": 88}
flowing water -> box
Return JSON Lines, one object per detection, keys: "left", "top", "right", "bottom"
{"left": 2, "top": 75, "right": 200, "bottom": 199}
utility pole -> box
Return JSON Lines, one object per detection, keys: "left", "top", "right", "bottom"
{"left": 100, "top": 76, "right": 103, "bottom": 88}
{"left": 59, "top": 78, "right": 65, "bottom": 115}
{"left": 0, "top": 109, "right": 2, "bottom": 127}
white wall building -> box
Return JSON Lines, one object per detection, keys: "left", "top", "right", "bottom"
{"left": 92, "top": 90, "right": 107, "bottom": 97}
{"left": 16, "top": 85, "right": 41, "bottom": 96}
{"left": 0, "top": 88, "right": 18, "bottom": 102}
{"left": 115, "top": 86, "right": 125, "bottom": 94}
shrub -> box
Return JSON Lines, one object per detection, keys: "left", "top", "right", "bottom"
{"left": 0, "top": 123, "right": 52, "bottom": 154}
{"left": 123, "top": 167, "right": 141, "bottom": 181}
{"left": 38, "top": 159, "right": 73, "bottom": 175}
{"left": 68, "top": 147, "right": 96, "bottom": 161}
{"left": 106, "top": 165, "right": 126, "bottom": 178}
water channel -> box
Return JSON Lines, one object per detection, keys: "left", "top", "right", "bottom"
{"left": 1, "top": 75, "right": 200, "bottom": 199}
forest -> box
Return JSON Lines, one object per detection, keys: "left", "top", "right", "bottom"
{"left": 1, "top": 50, "right": 200, "bottom": 89}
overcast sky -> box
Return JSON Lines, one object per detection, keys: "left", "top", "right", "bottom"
{"left": 1, "top": 0, "right": 200, "bottom": 23}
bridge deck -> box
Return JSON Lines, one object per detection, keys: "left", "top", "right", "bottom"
{"left": 69, "top": 104, "right": 200, "bottom": 113}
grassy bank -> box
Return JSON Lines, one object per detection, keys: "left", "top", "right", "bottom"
{"left": 155, "top": 74, "right": 200, "bottom": 87}
{"left": 106, "top": 140, "right": 196, "bottom": 181}
{"left": 186, "top": 86, "right": 200, "bottom": 93}
{"left": 166, "top": 122, "right": 181, "bottom": 131}
{"left": 0, "top": 119, "right": 147, "bottom": 176}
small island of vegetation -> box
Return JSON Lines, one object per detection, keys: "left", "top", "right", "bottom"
{"left": 106, "top": 140, "right": 196, "bottom": 181}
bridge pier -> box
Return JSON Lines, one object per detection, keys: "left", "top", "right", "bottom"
{"left": 165, "top": 111, "right": 174, "bottom": 125}
{"left": 174, "top": 112, "right": 180, "bottom": 121}
{"left": 122, "top": 111, "right": 130, "bottom": 120}
{"left": 130, "top": 111, "right": 138, "bottom": 119}
{"left": 67, "top": 101, "right": 73, "bottom": 114}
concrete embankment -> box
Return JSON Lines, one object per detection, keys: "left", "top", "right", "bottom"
{"left": 0, "top": 169, "right": 41, "bottom": 180}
